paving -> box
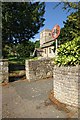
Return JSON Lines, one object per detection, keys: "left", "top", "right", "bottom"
{"left": 2, "top": 78, "right": 77, "bottom": 118}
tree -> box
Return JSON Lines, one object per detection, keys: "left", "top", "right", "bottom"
{"left": 16, "top": 41, "right": 35, "bottom": 58}
{"left": 35, "top": 40, "right": 40, "bottom": 48}
{"left": 54, "top": 2, "right": 79, "bottom": 11}
{"left": 2, "top": 2, "right": 45, "bottom": 58}
{"left": 62, "top": 2, "right": 79, "bottom": 11}
{"left": 56, "top": 2, "right": 80, "bottom": 45}
{"left": 58, "top": 11, "right": 80, "bottom": 45}
{"left": 54, "top": 2, "right": 80, "bottom": 66}
{"left": 2, "top": 2, "right": 45, "bottom": 44}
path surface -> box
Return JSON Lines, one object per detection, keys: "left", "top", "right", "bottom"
{"left": 2, "top": 78, "right": 69, "bottom": 118}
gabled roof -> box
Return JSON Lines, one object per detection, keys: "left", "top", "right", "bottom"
{"left": 35, "top": 48, "right": 43, "bottom": 52}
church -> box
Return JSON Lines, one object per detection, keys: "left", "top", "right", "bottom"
{"left": 39, "top": 29, "right": 55, "bottom": 58}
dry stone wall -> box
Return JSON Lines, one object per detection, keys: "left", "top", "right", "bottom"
{"left": 0, "top": 59, "right": 8, "bottom": 83}
{"left": 25, "top": 58, "right": 54, "bottom": 82}
{"left": 53, "top": 65, "right": 80, "bottom": 107}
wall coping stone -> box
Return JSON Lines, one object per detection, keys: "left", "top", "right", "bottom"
{"left": 27, "top": 58, "right": 52, "bottom": 62}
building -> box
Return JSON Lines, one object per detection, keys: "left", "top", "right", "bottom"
{"left": 40, "top": 29, "right": 55, "bottom": 58}
{"left": 32, "top": 48, "right": 43, "bottom": 57}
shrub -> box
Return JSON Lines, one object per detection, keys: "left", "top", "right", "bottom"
{"left": 55, "top": 36, "right": 80, "bottom": 66}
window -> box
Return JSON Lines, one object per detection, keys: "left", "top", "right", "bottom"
{"left": 45, "top": 49, "right": 46, "bottom": 54}
{"left": 49, "top": 33, "right": 51, "bottom": 36}
{"left": 49, "top": 48, "right": 51, "bottom": 53}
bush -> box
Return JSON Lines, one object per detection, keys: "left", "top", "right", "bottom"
{"left": 55, "top": 36, "right": 80, "bottom": 66}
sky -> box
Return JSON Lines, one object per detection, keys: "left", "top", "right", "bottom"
{"left": 31, "top": 2, "right": 74, "bottom": 42}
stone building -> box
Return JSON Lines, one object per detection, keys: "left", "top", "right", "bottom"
{"left": 40, "top": 29, "right": 55, "bottom": 58}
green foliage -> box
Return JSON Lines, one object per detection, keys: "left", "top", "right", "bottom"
{"left": 55, "top": 2, "right": 80, "bottom": 46}
{"left": 30, "top": 57, "right": 38, "bottom": 61}
{"left": 4, "top": 41, "right": 35, "bottom": 59}
{"left": 53, "top": 2, "right": 79, "bottom": 11}
{"left": 15, "top": 41, "right": 35, "bottom": 58}
{"left": 62, "top": 2, "right": 79, "bottom": 11}
{"left": 2, "top": 2, "right": 45, "bottom": 58}
{"left": 9, "top": 57, "right": 25, "bottom": 65}
{"left": 55, "top": 37, "right": 80, "bottom": 66}
{"left": 35, "top": 40, "right": 40, "bottom": 48}
{"left": 2, "top": 2, "right": 45, "bottom": 43}
{"left": 54, "top": 2, "right": 80, "bottom": 66}
{"left": 3, "top": 45, "right": 10, "bottom": 58}
{"left": 58, "top": 11, "right": 80, "bottom": 45}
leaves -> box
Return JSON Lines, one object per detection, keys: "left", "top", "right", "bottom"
{"left": 2, "top": 2, "right": 45, "bottom": 58}
{"left": 35, "top": 40, "right": 40, "bottom": 48}
{"left": 2, "top": 3, "right": 45, "bottom": 41}
{"left": 16, "top": 41, "right": 35, "bottom": 58}
{"left": 55, "top": 37, "right": 80, "bottom": 66}
{"left": 53, "top": 2, "right": 80, "bottom": 66}
{"left": 57, "top": 2, "right": 80, "bottom": 46}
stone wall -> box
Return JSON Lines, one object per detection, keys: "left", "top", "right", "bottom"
{"left": 53, "top": 65, "right": 80, "bottom": 107}
{"left": 25, "top": 58, "right": 54, "bottom": 82}
{"left": 0, "top": 59, "right": 8, "bottom": 83}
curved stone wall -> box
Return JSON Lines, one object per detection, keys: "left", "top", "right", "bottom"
{"left": 53, "top": 65, "right": 80, "bottom": 107}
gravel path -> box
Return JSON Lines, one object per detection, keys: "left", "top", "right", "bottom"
{"left": 2, "top": 78, "right": 68, "bottom": 118}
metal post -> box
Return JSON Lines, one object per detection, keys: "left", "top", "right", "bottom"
{"left": 56, "top": 39, "right": 57, "bottom": 55}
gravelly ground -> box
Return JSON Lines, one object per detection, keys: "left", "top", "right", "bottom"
{"left": 2, "top": 78, "right": 78, "bottom": 118}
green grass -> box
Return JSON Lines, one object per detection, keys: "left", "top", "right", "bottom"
{"left": 8, "top": 56, "right": 36, "bottom": 65}
{"left": 9, "top": 59, "right": 25, "bottom": 65}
